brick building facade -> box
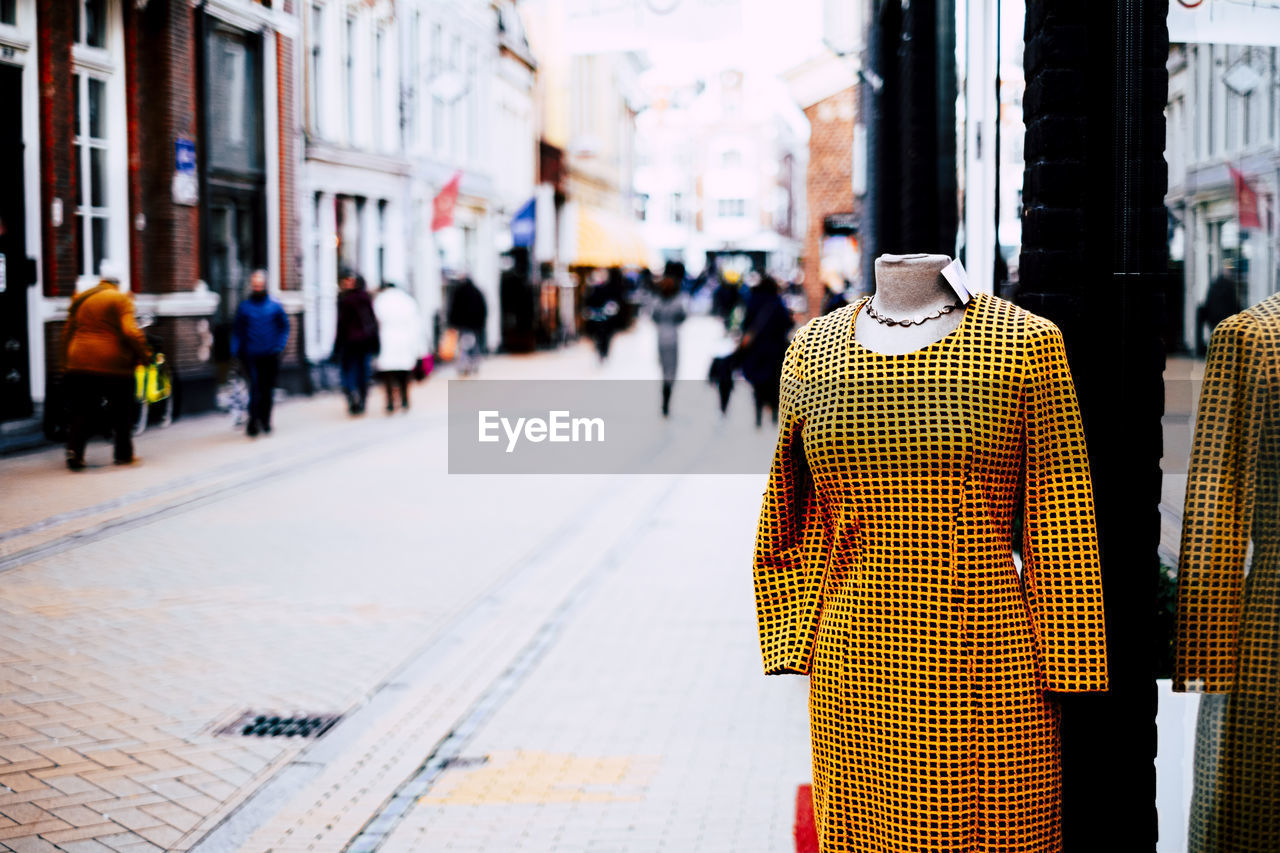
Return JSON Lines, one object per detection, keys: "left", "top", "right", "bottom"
{"left": 802, "top": 87, "right": 858, "bottom": 314}
{"left": 0, "top": 0, "right": 302, "bottom": 432}
{"left": 784, "top": 54, "right": 863, "bottom": 318}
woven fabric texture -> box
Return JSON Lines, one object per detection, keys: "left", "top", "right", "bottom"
{"left": 1174, "top": 292, "right": 1280, "bottom": 852}
{"left": 754, "top": 292, "right": 1109, "bottom": 852}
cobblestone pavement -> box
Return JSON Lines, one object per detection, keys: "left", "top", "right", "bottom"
{"left": 0, "top": 316, "right": 811, "bottom": 852}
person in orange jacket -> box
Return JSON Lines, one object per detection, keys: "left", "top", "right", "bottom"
{"left": 62, "top": 260, "right": 152, "bottom": 470}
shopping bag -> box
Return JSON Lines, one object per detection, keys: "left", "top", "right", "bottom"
{"left": 413, "top": 353, "right": 435, "bottom": 381}
{"left": 134, "top": 355, "right": 172, "bottom": 404}
{"left": 439, "top": 328, "right": 459, "bottom": 362}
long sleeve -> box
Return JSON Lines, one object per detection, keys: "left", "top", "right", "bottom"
{"left": 62, "top": 298, "right": 81, "bottom": 368}
{"left": 231, "top": 304, "right": 246, "bottom": 360}
{"left": 116, "top": 295, "right": 152, "bottom": 363}
{"left": 273, "top": 303, "right": 291, "bottom": 354}
{"left": 1020, "top": 325, "right": 1109, "bottom": 692}
{"left": 753, "top": 323, "right": 832, "bottom": 676}
{"left": 1174, "top": 313, "right": 1267, "bottom": 693}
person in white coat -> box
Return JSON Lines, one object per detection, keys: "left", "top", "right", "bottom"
{"left": 373, "top": 283, "right": 426, "bottom": 412}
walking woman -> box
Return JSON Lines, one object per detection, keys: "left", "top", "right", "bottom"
{"left": 651, "top": 262, "right": 687, "bottom": 416}
{"left": 333, "top": 272, "right": 380, "bottom": 414}
{"left": 373, "top": 282, "right": 426, "bottom": 412}
{"left": 737, "top": 274, "right": 793, "bottom": 427}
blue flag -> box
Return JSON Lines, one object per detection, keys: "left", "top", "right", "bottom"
{"left": 511, "top": 197, "right": 536, "bottom": 248}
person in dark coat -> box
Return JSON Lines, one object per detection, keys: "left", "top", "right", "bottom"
{"left": 821, "top": 277, "right": 850, "bottom": 315}
{"left": 584, "top": 268, "right": 626, "bottom": 361}
{"left": 231, "top": 269, "right": 290, "bottom": 436}
{"left": 447, "top": 276, "right": 488, "bottom": 375}
{"left": 712, "top": 273, "right": 741, "bottom": 330}
{"left": 651, "top": 262, "right": 687, "bottom": 416}
{"left": 1196, "top": 273, "right": 1242, "bottom": 356}
{"left": 737, "top": 274, "right": 794, "bottom": 427}
{"left": 333, "top": 271, "right": 380, "bottom": 414}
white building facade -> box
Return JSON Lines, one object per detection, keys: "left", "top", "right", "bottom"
{"left": 1166, "top": 42, "right": 1280, "bottom": 351}
{"left": 635, "top": 69, "right": 807, "bottom": 281}
{"left": 300, "top": 0, "right": 538, "bottom": 359}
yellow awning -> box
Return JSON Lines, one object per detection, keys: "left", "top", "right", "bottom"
{"left": 574, "top": 205, "right": 650, "bottom": 268}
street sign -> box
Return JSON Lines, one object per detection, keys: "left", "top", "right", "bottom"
{"left": 823, "top": 213, "right": 859, "bottom": 236}
{"left": 172, "top": 138, "right": 198, "bottom": 206}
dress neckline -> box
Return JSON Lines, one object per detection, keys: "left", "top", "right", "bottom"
{"left": 848, "top": 292, "right": 981, "bottom": 358}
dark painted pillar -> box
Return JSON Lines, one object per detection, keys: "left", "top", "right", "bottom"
{"left": 871, "top": 0, "right": 958, "bottom": 260}
{"left": 1019, "top": 2, "right": 1167, "bottom": 850}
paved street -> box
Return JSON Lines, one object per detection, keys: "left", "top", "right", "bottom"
{"left": 0, "top": 316, "right": 811, "bottom": 853}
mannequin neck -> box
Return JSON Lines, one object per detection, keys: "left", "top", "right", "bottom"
{"left": 872, "top": 253, "right": 954, "bottom": 316}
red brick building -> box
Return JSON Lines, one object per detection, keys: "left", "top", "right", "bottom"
{"left": 784, "top": 54, "right": 865, "bottom": 317}
{"left": 0, "top": 0, "right": 302, "bottom": 432}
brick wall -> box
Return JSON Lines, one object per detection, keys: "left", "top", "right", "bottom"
{"left": 37, "top": 1, "right": 76, "bottom": 299}
{"left": 802, "top": 87, "right": 857, "bottom": 317}
{"left": 126, "top": 0, "right": 200, "bottom": 297}
{"left": 277, "top": 33, "right": 300, "bottom": 295}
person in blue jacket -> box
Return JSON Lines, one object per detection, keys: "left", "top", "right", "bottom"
{"left": 231, "top": 269, "right": 290, "bottom": 436}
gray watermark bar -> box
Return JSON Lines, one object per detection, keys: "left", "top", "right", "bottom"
{"left": 446, "top": 379, "right": 1210, "bottom": 475}
{"left": 448, "top": 380, "right": 778, "bottom": 475}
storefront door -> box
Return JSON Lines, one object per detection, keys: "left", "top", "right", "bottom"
{"left": 206, "top": 191, "right": 263, "bottom": 362}
{"left": 0, "top": 63, "right": 33, "bottom": 422}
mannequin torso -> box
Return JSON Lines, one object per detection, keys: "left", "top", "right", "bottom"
{"left": 853, "top": 252, "right": 966, "bottom": 355}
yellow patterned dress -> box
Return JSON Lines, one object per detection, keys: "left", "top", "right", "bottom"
{"left": 754, "top": 292, "right": 1109, "bottom": 852}
{"left": 1174, "top": 292, "right": 1280, "bottom": 853}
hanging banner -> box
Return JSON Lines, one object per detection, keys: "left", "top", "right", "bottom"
{"left": 1229, "top": 165, "right": 1262, "bottom": 230}
{"left": 1169, "top": 1, "right": 1280, "bottom": 47}
{"left": 563, "top": 0, "right": 742, "bottom": 54}
{"left": 431, "top": 171, "right": 463, "bottom": 232}
{"left": 511, "top": 197, "right": 536, "bottom": 248}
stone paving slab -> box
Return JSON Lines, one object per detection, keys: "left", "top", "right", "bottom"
{"left": 0, "top": 318, "right": 808, "bottom": 852}
{"left": 377, "top": 476, "right": 811, "bottom": 853}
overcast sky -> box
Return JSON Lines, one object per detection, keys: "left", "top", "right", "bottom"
{"left": 641, "top": 0, "right": 826, "bottom": 82}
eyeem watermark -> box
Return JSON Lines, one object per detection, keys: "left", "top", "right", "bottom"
{"left": 478, "top": 410, "right": 606, "bottom": 453}
{"left": 450, "top": 379, "right": 787, "bottom": 475}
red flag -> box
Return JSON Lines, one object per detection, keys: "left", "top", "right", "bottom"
{"left": 1229, "top": 165, "right": 1262, "bottom": 230}
{"left": 431, "top": 171, "right": 463, "bottom": 232}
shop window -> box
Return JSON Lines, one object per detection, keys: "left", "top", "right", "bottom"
{"left": 718, "top": 198, "right": 746, "bottom": 218}
{"left": 377, "top": 200, "right": 388, "bottom": 286}
{"left": 73, "top": 73, "right": 110, "bottom": 278}
{"left": 308, "top": 3, "right": 323, "bottom": 133}
{"left": 374, "top": 27, "right": 384, "bottom": 143}
{"left": 345, "top": 16, "right": 356, "bottom": 145}
{"left": 77, "top": 0, "right": 106, "bottom": 48}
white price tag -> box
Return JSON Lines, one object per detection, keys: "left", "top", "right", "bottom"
{"left": 940, "top": 258, "right": 971, "bottom": 304}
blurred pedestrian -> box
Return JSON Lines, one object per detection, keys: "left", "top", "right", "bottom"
{"left": 333, "top": 271, "right": 380, "bottom": 414}
{"left": 447, "top": 276, "right": 488, "bottom": 376}
{"left": 231, "top": 269, "right": 289, "bottom": 436}
{"left": 373, "top": 282, "right": 425, "bottom": 412}
{"left": 584, "top": 268, "right": 625, "bottom": 361}
{"left": 737, "top": 274, "right": 793, "bottom": 428}
{"left": 1196, "top": 273, "right": 1241, "bottom": 357}
{"left": 712, "top": 271, "right": 741, "bottom": 331}
{"left": 652, "top": 261, "right": 688, "bottom": 417}
{"left": 62, "top": 260, "right": 152, "bottom": 470}
{"left": 820, "top": 271, "right": 850, "bottom": 315}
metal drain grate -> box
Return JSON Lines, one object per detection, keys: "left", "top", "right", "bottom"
{"left": 215, "top": 711, "right": 342, "bottom": 739}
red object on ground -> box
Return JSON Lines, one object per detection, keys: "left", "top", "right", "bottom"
{"left": 795, "top": 784, "right": 819, "bottom": 853}
{"left": 431, "top": 171, "right": 463, "bottom": 232}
